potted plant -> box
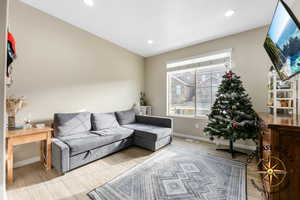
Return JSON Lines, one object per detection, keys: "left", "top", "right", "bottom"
{"left": 139, "top": 92, "right": 147, "bottom": 106}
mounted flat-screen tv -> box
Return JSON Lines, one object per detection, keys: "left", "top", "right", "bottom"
{"left": 264, "top": 0, "right": 300, "bottom": 80}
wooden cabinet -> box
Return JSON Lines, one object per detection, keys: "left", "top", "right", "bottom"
{"left": 259, "top": 113, "right": 300, "bottom": 200}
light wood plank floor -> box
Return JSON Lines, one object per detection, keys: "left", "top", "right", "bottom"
{"left": 7, "top": 137, "right": 263, "bottom": 200}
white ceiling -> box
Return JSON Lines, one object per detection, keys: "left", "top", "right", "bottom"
{"left": 20, "top": 0, "right": 295, "bottom": 57}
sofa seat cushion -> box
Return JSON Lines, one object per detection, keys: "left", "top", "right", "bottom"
{"left": 122, "top": 123, "right": 172, "bottom": 141}
{"left": 60, "top": 128, "right": 133, "bottom": 156}
{"left": 91, "top": 127, "right": 134, "bottom": 137}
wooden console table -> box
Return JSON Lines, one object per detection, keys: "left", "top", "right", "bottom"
{"left": 259, "top": 113, "right": 300, "bottom": 200}
{"left": 6, "top": 127, "right": 53, "bottom": 184}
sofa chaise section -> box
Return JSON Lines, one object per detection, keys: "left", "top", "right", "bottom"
{"left": 122, "top": 115, "right": 173, "bottom": 151}
{"left": 115, "top": 110, "right": 173, "bottom": 151}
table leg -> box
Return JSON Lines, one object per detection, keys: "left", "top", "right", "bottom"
{"left": 40, "top": 140, "right": 45, "bottom": 163}
{"left": 7, "top": 139, "right": 13, "bottom": 184}
{"left": 46, "top": 132, "right": 52, "bottom": 170}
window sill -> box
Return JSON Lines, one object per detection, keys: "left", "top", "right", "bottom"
{"left": 167, "top": 115, "right": 208, "bottom": 120}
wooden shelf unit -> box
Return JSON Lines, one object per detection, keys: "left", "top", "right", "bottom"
{"left": 267, "top": 71, "right": 296, "bottom": 115}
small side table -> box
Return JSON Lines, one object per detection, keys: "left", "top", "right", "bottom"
{"left": 6, "top": 127, "right": 53, "bottom": 184}
{"left": 140, "top": 106, "right": 152, "bottom": 116}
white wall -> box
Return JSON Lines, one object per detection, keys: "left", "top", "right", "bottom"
{"left": 8, "top": 0, "right": 144, "bottom": 164}
{"left": 0, "top": 0, "right": 8, "bottom": 199}
{"left": 292, "top": 0, "right": 300, "bottom": 18}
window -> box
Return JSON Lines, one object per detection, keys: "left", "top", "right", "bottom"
{"left": 168, "top": 69, "right": 196, "bottom": 117}
{"left": 167, "top": 50, "right": 231, "bottom": 118}
{"left": 176, "top": 85, "right": 182, "bottom": 96}
{"left": 196, "top": 68, "right": 224, "bottom": 116}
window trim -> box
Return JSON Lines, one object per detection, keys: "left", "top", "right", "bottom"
{"left": 166, "top": 48, "right": 232, "bottom": 69}
{"left": 166, "top": 114, "right": 209, "bottom": 120}
{"left": 166, "top": 52, "right": 232, "bottom": 119}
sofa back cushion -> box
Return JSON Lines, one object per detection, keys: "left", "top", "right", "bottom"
{"left": 115, "top": 109, "right": 136, "bottom": 125}
{"left": 54, "top": 112, "right": 91, "bottom": 137}
{"left": 91, "top": 112, "right": 120, "bottom": 131}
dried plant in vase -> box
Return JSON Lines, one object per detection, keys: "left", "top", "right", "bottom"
{"left": 6, "top": 96, "right": 27, "bottom": 129}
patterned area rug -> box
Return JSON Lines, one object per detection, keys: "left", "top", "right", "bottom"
{"left": 88, "top": 147, "right": 246, "bottom": 200}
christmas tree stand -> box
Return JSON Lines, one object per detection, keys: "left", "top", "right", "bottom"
{"left": 216, "top": 139, "right": 247, "bottom": 158}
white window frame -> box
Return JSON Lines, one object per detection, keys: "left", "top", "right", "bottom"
{"left": 166, "top": 50, "right": 232, "bottom": 119}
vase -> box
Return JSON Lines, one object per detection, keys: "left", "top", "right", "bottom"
{"left": 8, "top": 116, "right": 16, "bottom": 129}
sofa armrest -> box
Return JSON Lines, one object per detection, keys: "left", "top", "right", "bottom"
{"left": 52, "top": 138, "right": 70, "bottom": 174}
{"left": 136, "top": 115, "right": 173, "bottom": 128}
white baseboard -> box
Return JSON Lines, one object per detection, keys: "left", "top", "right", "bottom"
{"left": 173, "top": 132, "right": 256, "bottom": 151}
{"left": 13, "top": 156, "right": 40, "bottom": 168}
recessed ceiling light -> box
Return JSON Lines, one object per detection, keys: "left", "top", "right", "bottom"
{"left": 225, "top": 10, "right": 235, "bottom": 17}
{"left": 83, "top": 0, "right": 94, "bottom": 7}
{"left": 147, "top": 40, "right": 153, "bottom": 44}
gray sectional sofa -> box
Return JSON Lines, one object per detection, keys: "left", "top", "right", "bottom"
{"left": 51, "top": 109, "right": 173, "bottom": 174}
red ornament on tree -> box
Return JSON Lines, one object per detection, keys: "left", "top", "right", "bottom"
{"left": 230, "top": 120, "right": 239, "bottom": 128}
{"left": 226, "top": 73, "right": 235, "bottom": 78}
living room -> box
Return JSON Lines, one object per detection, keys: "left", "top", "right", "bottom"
{"left": 0, "top": 0, "right": 300, "bottom": 200}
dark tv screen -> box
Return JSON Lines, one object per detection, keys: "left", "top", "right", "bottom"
{"left": 264, "top": 0, "right": 300, "bottom": 80}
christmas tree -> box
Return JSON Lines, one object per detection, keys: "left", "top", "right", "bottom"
{"left": 204, "top": 70, "right": 260, "bottom": 157}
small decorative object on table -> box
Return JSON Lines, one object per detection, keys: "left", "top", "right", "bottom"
{"left": 24, "top": 119, "right": 32, "bottom": 129}
{"left": 6, "top": 96, "right": 27, "bottom": 130}
{"left": 35, "top": 123, "right": 45, "bottom": 129}
{"left": 139, "top": 92, "right": 147, "bottom": 106}
{"left": 23, "top": 113, "right": 32, "bottom": 129}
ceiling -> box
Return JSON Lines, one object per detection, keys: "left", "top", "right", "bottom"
{"left": 20, "top": 0, "right": 295, "bottom": 57}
